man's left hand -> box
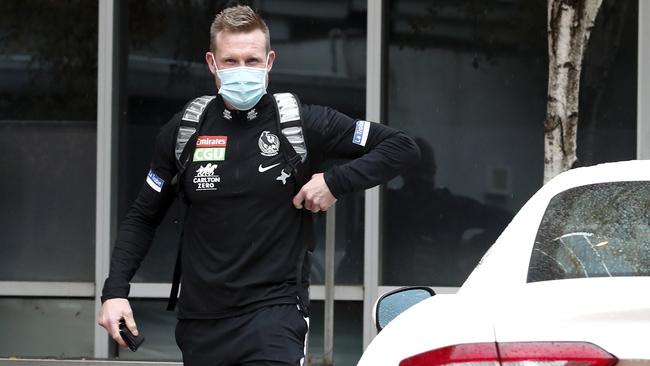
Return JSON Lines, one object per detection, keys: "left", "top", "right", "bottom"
{"left": 293, "top": 173, "right": 337, "bottom": 213}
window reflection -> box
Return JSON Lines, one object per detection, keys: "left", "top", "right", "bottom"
{"left": 382, "top": 0, "right": 547, "bottom": 286}
{"left": 0, "top": 298, "right": 94, "bottom": 358}
{"left": 383, "top": 138, "right": 512, "bottom": 285}
{"left": 529, "top": 181, "right": 650, "bottom": 283}
{"left": 265, "top": 1, "right": 368, "bottom": 285}
{"left": 120, "top": 0, "right": 219, "bottom": 283}
{"left": 381, "top": 0, "right": 637, "bottom": 287}
{"left": 0, "top": 0, "right": 97, "bottom": 281}
{"left": 578, "top": 0, "right": 637, "bottom": 165}
{"left": 307, "top": 301, "right": 363, "bottom": 366}
{"left": 0, "top": 0, "right": 98, "bottom": 120}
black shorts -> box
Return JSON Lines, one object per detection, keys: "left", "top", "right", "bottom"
{"left": 175, "top": 304, "right": 309, "bottom": 366}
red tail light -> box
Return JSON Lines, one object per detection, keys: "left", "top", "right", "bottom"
{"left": 400, "top": 342, "right": 618, "bottom": 366}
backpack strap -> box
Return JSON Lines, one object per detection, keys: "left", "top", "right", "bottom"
{"left": 272, "top": 92, "right": 314, "bottom": 317}
{"left": 173, "top": 95, "right": 217, "bottom": 182}
{"left": 273, "top": 93, "right": 310, "bottom": 187}
{"left": 167, "top": 95, "right": 215, "bottom": 311}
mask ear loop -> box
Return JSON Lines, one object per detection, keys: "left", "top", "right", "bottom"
{"left": 262, "top": 53, "right": 271, "bottom": 90}
{"left": 209, "top": 53, "right": 220, "bottom": 74}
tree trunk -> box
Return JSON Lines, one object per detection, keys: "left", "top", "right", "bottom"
{"left": 544, "top": 0, "right": 603, "bottom": 183}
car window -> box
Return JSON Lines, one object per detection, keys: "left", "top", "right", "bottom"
{"left": 527, "top": 181, "right": 650, "bottom": 282}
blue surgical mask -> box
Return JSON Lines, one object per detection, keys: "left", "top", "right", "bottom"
{"left": 212, "top": 55, "right": 269, "bottom": 110}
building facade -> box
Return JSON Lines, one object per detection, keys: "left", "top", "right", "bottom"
{"left": 0, "top": 0, "right": 647, "bottom": 364}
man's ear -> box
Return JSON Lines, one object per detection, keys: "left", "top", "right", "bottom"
{"left": 205, "top": 52, "right": 216, "bottom": 74}
{"left": 267, "top": 50, "right": 276, "bottom": 72}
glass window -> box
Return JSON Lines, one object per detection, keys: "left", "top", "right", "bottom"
{"left": 528, "top": 181, "right": 650, "bottom": 283}
{"left": 334, "top": 191, "right": 365, "bottom": 284}
{"left": 119, "top": 0, "right": 215, "bottom": 283}
{"left": 0, "top": 0, "right": 97, "bottom": 281}
{"left": 264, "top": 0, "right": 368, "bottom": 286}
{"left": 381, "top": 0, "right": 546, "bottom": 286}
{"left": 381, "top": 0, "right": 637, "bottom": 287}
{"left": 0, "top": 298, "right": 94, "bottom": 358}
{"left": 307, "top": 301, "right": 364, "bottom": 366}
{"left": 578, "top": 0, "right": 638, "bottom": 165}
{"left": 119, "top": 0, "right": 367, "bottom": 285}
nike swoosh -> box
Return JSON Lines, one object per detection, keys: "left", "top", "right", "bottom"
{"left": 258, "top": 162, "right": 281, "bottom": 173}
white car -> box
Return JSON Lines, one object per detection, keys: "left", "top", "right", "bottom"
{"left": 358, "top": 160, "right": 650, "bottom": 366}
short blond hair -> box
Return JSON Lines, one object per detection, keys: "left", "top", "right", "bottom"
{"left": 209, "top": 5, "right": 270, "bottom": 53}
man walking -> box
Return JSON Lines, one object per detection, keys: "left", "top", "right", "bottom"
{"left": 99, "top": 5, "right": 419, "bottom": 365}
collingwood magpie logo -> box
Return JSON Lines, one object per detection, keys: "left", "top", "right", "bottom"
{"left": 258, "top": 131, "right": 280, "bottom": 157}
{"left": 193, "top": 163, "right": 220, "bottom": 191}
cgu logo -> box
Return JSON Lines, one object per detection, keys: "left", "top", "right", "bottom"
{"left": 193, "top": 148, "right": 226, "bottom": 162}
{"left": 197, "top": 136, "right": 227, "bottom": 148}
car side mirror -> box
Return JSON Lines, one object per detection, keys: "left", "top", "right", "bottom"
{"left": 375, "top": 287, "right": 435, "bottom": 332}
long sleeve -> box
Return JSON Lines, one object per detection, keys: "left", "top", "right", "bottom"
{"left": 101, "top": 117, "right": 179, "bottom": 301}
{"left": 303, "top": 105, "right": 421, "bottom": 198}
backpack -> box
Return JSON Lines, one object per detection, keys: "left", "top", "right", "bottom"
{"left": 166, "top": 93, "right": 313, "bottom": 314}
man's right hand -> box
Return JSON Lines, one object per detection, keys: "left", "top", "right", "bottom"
{"left": 98, "top": 298, "right": 139, "bottom": 349}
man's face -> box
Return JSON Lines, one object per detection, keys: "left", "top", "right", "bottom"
{"left": 205, "top": 29, "right": 276, "bottom": 89}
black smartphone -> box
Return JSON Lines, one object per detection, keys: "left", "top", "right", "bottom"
{"left": 119, "top": 320, "right": 145, "bottom": 352}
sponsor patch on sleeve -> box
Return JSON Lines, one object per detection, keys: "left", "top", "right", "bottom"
{"left": 352, "top": 120, "right": 370, "bottom": 147}
{"left": 146, "top": 169, "right": 164, "bottom": 193}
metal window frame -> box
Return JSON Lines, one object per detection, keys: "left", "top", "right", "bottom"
{"left": 0, "top": 281, "right": 364, "bottom": 301}
{"left": 95, "top": 0, "right": 118, "bottom": 358}
{"left": 638, "top": 0, "right": 649, "bottom": 159}
{"left": 0, "top": 282, "right": 95, "bottom": 297}
{"left": 126, "top": 284, "right": 363, "bottom": 301}
{"left": 363, "top": 0, "right": 384, "bottom": 350}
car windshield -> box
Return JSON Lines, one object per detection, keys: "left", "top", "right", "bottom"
{"left": 527, "top": 181, "right": 650, "bottom": 283}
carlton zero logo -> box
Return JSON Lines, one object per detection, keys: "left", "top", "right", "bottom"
{"left": 193, "top": 163, "right": 220, "bottom": 191}
{"left": 194, "top": 135, "right": 227, "bottom": 162}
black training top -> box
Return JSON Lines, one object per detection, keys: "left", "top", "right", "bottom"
{"left": 101, "top": 94, "right": 420, "bottom": 319}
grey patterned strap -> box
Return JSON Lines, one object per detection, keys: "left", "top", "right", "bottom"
{"left": 274, "top": 93, "right": 307, "bottom": 163}
{"left": 175, "top": 95, "right": 216, "bottom": 162}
